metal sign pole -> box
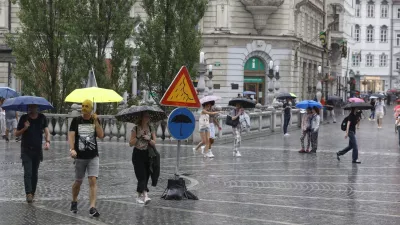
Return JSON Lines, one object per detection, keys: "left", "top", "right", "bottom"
{"left": 175, "top": 140, "right": 181, "bottom": 179}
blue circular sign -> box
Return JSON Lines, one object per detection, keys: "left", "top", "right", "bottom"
{"left": 168, "top": 108, "right": 195, "bottom": 140}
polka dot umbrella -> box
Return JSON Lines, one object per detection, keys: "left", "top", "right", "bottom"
{"left": 115, "top": 105, "right": 167, "bottom": 124}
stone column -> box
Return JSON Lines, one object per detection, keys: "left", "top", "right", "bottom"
{"left": 197, "top": 52, "right": 207, "bottom": 99}
{"left": 267, "top": 61, "right": 275, "bottom": 108}
{"left": 131, "top": 66, "right": 137, "bottom": 97}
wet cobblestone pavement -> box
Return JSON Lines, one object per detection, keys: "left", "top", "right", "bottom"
{"left": 1, "top": 111, "right": 400, "bottom": 224}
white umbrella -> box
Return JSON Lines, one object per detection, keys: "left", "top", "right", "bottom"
{"left": 200, "top": 95, "right": 221, "bottom": 105}
{"left": 370, "top": 96, "right": 378, "bottom": 99}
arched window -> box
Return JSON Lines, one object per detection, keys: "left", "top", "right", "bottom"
{"left": 380, "top": 25, "right": 388, "bottom": 42}
{"left": 355, "top": 25, "right": 360, "bottom": 42}
{"left": 367, "top": 25, "right": 374, "bottom": 42}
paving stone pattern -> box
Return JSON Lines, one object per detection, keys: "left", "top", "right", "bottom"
{"left": 1, "top": 109, "right": 400, "bottom": 224}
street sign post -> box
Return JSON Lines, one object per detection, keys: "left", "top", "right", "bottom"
{"left": 160, "top": 66, "right": 199, "bottom": 200}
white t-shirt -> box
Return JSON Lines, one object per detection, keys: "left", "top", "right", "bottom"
{"left": 199, "top": 113, "right": 210, "bottom": 130}
{"left": 375, "top": 101, "right": 385, "bottom": 113}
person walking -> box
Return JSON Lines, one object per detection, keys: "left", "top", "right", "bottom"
{"left": 283, "top": 98, "right": 292, "bottom": 136}
{"left": 0, "top": 98, "right": 6, "bottom": 140}
{"left": 209, "top": 105, "right": 222, "bottom": 157}
{"left": 336, "top": 108, "right": 361, "bottom": 164}
{"left": 369, "top": 99, "right": 376, "bottom": 121}
{"left": 299, "top": 108, "right": 312, "bottom": 153}
{"left": 396, "top": 112, "right": 400, "bottom": 146}
{"left": 325, "top": 98, "right": 336, "bottom": 123}
{"left": 193, "top": 101, "right": 220, "bottom": 158}
{"left": 15, "top": 104, "right": 51, "bottom": 203}
{"left": 5, "top": 109, "right": 19, "bottom": 142}
{"left": 309, "top": 106, "right": 320, "bottom": 154}
{"left": 375, "top": 98, "right": 386, "bottom": 129}
{"left": 129, "top": 111, "right": 157, "bottom": 205}
{"left": 230, "top": 103, "right": 244, "bottom": 157}
{"left": 69, "top": 99, "right": 104, "bottom": 217}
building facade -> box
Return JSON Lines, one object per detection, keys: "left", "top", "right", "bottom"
{"left": 391, "top": 0, "right": 400, "bottom": 89}
{"left": 351, "top": 0, "right": 392, "bottom": 94}
{"left": 200, "top": 0, "right": 326, "bottom": 104}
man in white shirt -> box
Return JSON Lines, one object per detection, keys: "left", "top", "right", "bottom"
{"left": 375, "top": 98, "right": 386, "bottom": 129}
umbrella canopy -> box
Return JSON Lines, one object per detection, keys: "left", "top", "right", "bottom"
{"left": 369, "top": 96, "right": 378, "bottom": 99}
{"left": 276, "top": 92, "right": 297, "bottom": 100}
{"left": 295, "top": 100, "right": 322, "bottom": 109}
{"left": 342, "top": 102, "right": 373, "bottom": 110}
{"left": 0, "top": 87, "right": 19, "bottom": 98}
{"left": 228, "top": 98, "right": 256, "bottom": 109}
{"left": 243, "top": 91, "right": 256, "bottom": 95}
{"left": 371, "top": 93, "right": 385, "bottom": 99}
{"left": 115, "top": 105, "right": 167, "bottom": 124}
{"left": 200, "top": 95, "right": 221, "bottom": 105}
{"left": 394, "top": 105, "right": 400, "bottom": 111}
{"left": 65, "top": 87, "right": 123, "bottom": 103}
{"left": 2, "top": 96, "right": 54, "bottom": 111}
{"left": 348, "top": 98, "right": 364, "bottom": 103}
{"left": 328, "top": 96, "right": 341, "bottom": 101}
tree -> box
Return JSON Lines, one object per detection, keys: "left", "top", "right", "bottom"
{"left": 7, "top": 0, "right": 137, "bottom": 113}
{"left": 7, "top": 0, "right": 76, "bottom": 113}
{"left": 136, "top": 0, "right": 207, "bottom": 103}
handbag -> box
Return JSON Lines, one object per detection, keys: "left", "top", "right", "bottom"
{"left": 226, "top": 115, "right": 239, "bottom": 127}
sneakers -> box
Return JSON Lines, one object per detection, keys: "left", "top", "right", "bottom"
{"left": 26, "top": 194, "right": 33, "bottom": 203}
{"left": 336, "top": 152, "right": 340, "bottom": 161}
{"left": 201, "top": 146, "right": 205, "bottom": 154}
{"left": 352, "top": 160, "right": 361, "bottom": 164}
{"left": 299, "top": 149, "right": 306, "bottom": 153}
{"left": 89, "top": 207, "right": 100, "bottom": 217}
{"left": 234, "top": 151, "right": 242, "bottom": 157}
{"left": 144, "top": 196, "right": 151, "bottom": 205}
{"left": 205, "top": 150, "right": 215, "bottom": 158}
{"left": 284, "top": 133, "right": 290, "bottom": 136}
{"left": 305, "top": 149, "right": 310, "bottom": 153}
{"left": 70, "top": 201, "right": 78, "bottom": 213}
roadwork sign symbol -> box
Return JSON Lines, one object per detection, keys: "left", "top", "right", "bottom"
{"left": 160, "top": 66, "right": 200, "bottom": 108}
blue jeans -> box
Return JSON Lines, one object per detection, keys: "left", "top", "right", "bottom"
{"left": 370, "top": 110, "right": 375, "bottom": 119}
{"left": 283, "top": 115, "right": 291, "bottom": 134}
{"left": 338, "top": 131, "right": 358, "bottom": 161}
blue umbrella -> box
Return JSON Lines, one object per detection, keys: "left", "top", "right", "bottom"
{"left": 2, "top": 96, "right": 54, "bottom": 111}
{"left": 243, "top": 91, "right": 256, "bottom": 95}
{"left": 295, "top": 100, "right": 322, "bottom": 109}
{"left": 0, "top": 87, "right": 18, "bottom": 98}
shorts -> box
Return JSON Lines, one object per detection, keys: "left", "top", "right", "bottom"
{"left": 74, "top": 156, "right": 99, "bottom": 181}
{"left": 199, "top": 127, "right": 209, "bottom": 133}
{"left": 209, "top": 123, "right": 216, "bottom": 139}
{"left": 6, "top": 119, "right": 17, "bottom": 130}
{"left": 376, "top": 112, "right": 384, "bottom": 119}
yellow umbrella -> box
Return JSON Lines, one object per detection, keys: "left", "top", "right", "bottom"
{"left": 65, "top": 87, "right": 123, "bottom": 103}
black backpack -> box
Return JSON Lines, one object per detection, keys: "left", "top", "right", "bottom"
{"left": 341, "top": 116, "right": 348, "bottom": 131}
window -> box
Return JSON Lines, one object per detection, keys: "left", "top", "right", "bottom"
{"left": 397, "top": 58, "right": 400, "bottom": 69}
{"left": 380, "top": 26, "right": 388, "bottom": 42}
{"left": 397, "top": 34, "right": 400, "bottom": 46}
{"left": 366, "top": 54, "right": 374, "bottom": 67}
{"left": 380, "top": 54, "right": 387, "bottom": 67}
{"left": 355, "top": 4, "right": 361, "bottom": 17}
{"left": 352, "top": 54, "right": 361, "bottom": 67}
{"left": 367, "top": 25, "right": 374, "bottom": 42}
{"left": 355, "top": 25, "right": 360, "bottom": 42}
{"left": 398, "top": 8, "right": 400, "bottom": 18}
{"left": 381, "top": 5, "right": 388, "bottom": 18}
{"left": 367, "top": 3, "right": 375, "bottom": 18}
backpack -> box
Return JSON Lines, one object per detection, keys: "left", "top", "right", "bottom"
{"left": 341, "top": 116, "right": 348, "bottom": 131}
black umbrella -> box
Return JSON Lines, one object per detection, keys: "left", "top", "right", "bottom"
{"left": 171, "top": 114, "right": 193, "bottom": 136}
{"left": 342, "top": 102, "right": 373, "bottom": 110}
{"left": 276, "top": 92, "right": 297, "bottom": 100}
{"left": 371, "top": 93, "right": 385, "bottom": 99}
{"left": 228, "top": 98, "right": 256, "bottom": 109}
{"left": 115, "top": 105, "right": 167, "bottom": 124}
{"left": 328, "top": 96, "right": 341, "bottom": 101}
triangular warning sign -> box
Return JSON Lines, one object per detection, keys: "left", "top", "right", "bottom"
{"left": 160, "top": 66, "right": 200, "bottom": 108}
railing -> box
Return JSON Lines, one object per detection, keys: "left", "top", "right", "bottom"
{"left": 44, "top": 108, "right": 303, "bottom": 143}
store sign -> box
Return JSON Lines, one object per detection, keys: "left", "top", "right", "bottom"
{"left": 244, "top": 77, "right": 264, "bottom": 83}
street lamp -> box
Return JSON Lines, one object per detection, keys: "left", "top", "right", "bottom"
{"left": 316, "top": 66, "right": 322, "bottom": 103}
{"left": 267, "top": 60, "right": 275, "bottom": 107}
{"left": 207, "top": 64, "right": 213, "bottom": 95}
{"left": 274, "top": 65, "right": 280, "bottom": 92}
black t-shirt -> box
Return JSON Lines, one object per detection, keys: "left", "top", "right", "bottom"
{"left": 348, "top": 113, "right": 358, "bottom": 134}
{"left": 69, "top": 116, "right": 100, "bottom": 159}
{"left": 17, "top": 113, "right": 48, "bottom": 151}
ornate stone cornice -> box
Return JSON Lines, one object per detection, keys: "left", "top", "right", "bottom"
{"left": 295, "top": 0, "right": 325, "bottom": 16}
